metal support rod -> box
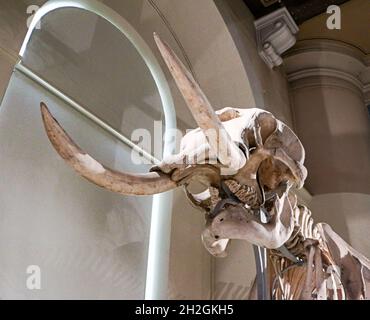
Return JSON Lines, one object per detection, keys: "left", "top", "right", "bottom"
{"left": 253, "top": 245, "right": 269, "bottom": 300}
{"left": 15, "top": 63, "right": 159, "bottom": 165}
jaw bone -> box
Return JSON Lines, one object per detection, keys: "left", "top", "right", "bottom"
{"left": 202, "top": 187, "right": 295, "bottom": 255}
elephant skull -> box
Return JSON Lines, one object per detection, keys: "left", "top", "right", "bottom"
{"left": 40, "top": 33, "right": 307, "bottom": 258}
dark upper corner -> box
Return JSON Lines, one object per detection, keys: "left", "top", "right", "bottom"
{"left": 242, "top": 0, "right": 350, "bottom": 25}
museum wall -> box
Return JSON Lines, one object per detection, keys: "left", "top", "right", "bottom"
{"left": 309, "top": 193, "right": 370, "bottom": 258}
{"left": 284, "top": 1, "right": 370, "bottom": 261}
{"left": 0, "top": 74, "right": 155, "bottom": 299}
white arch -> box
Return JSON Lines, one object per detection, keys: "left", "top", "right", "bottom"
{"left": 20, "top": 0, "right": 176, "bottom": 300}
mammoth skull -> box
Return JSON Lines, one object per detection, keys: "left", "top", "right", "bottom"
{"left": 40, "top": 33, "right": 307, "bottom": 258}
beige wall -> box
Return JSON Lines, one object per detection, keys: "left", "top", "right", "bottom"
{"left": 284, "top": 39, "right": 370, "bottom": 195}
{"left": 0, "top": 49, "right": 15, "bottom": 103}
{"left": 290, "top": 77, "right": 370, "bottom": 194}
{"left": 310, "top": 193, "right": 370, "bottom": 258}
{"left": 284, "top": 7, "right": 370, "bottom": 277}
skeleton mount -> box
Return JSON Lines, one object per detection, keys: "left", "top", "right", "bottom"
{"left": 39, "top": 33, "right": 370, "bottom": 300}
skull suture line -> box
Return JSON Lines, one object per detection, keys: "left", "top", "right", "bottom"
{"left": 40, "top": 33, "right": 370, "bottom": 300}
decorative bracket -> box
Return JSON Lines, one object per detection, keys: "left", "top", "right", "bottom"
{"left": 254, "top": 7, "right": 299, "bottom": 69}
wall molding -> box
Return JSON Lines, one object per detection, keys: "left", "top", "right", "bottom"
{"left": 284, "top": 39, "right": 370, "bottom": 104}
{"left": 255, "top": 7, "right": 298, "bottom": 69}
{"left": 288, "top": 68, "right": 364, "bottom": 93}
{"left": 285, "top": 39, "right": 369, "bottom": 65}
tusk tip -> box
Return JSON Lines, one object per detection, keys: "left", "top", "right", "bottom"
{"left": 153, "top": 32, "right": 160, "bottom": 44}
{"left": 39, "top": 102, "right": 63, "bottom": 140}
{"left": 153, "top": 32, "right": 168, "bottom": 54}
{"left": 40, "top": 102, "right": 55, "bottom": 127}
{"left": 153, "top": 32, "right": 164, "bottom": 51}
{"left": 40, "top": 102, "right": 51, "bottom": 117}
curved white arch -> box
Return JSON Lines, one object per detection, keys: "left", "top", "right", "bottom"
{"left": 20, "top": 0, "right": 176, "bottom": 300}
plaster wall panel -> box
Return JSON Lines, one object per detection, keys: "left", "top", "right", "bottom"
{"left": 290, "top": 79, "right": 370, "bottom": 194}
{"left": 310, "top": 193, "right": 370, "bottom": 258}
{"left": 0, "top": 72, "right": 153, "bottom": 299}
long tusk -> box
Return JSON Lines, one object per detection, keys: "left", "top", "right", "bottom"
{"left": 154, "top": 33, "right": 245, "bottom": 171}
{"left": 40, "top": 103, "right": 177, "bottom": 195}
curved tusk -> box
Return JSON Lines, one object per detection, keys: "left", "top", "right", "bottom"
{"left": 40, "top": 103, "right": 177, "bottom": 196}
{"left": 154, "top": 33, "right": 245, "bottom": 171}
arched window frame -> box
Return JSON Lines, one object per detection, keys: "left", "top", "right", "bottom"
{"left": 18, "top": 0, "right": 177, "bottom": 300}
